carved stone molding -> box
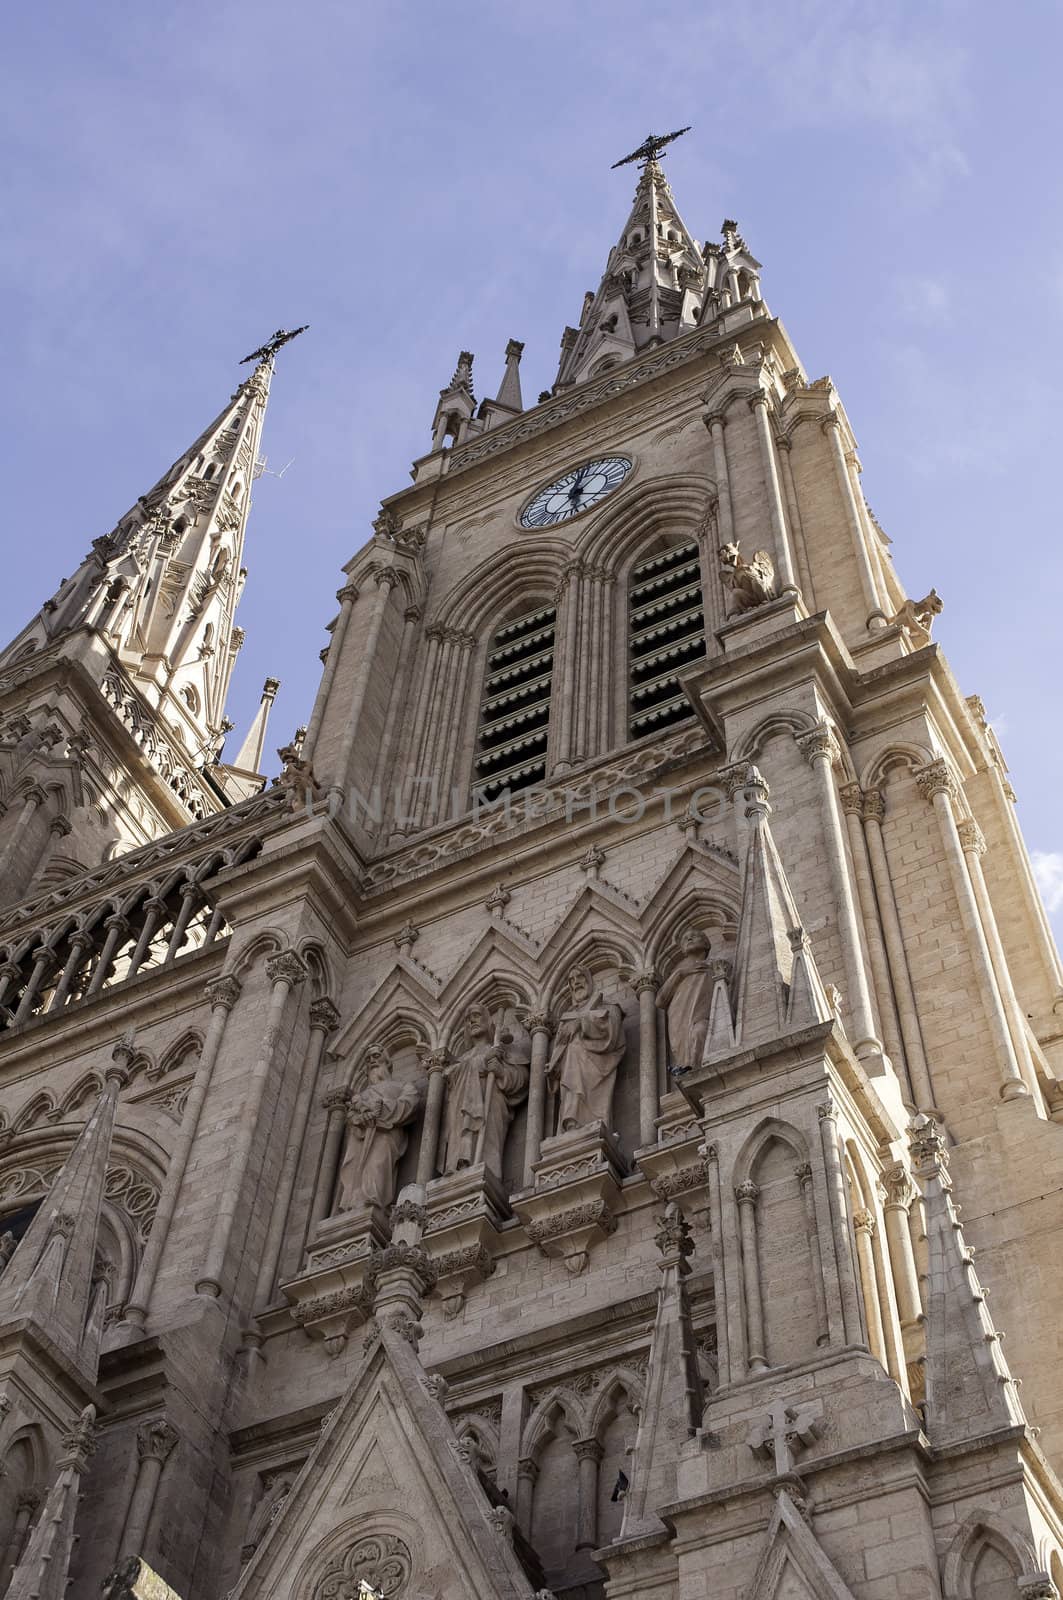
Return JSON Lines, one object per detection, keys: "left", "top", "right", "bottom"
{"left": 514, "top": 1122, "right": 624, "bottom": 1275}
{"left": 282, "top": 1201, "right": 390, "bottom": 1357}
{"left": 914, "top": 758, "right": 958, "bottom": 804}
{"left": 423, "top": 1163, "right": 508, "bottom": 1318}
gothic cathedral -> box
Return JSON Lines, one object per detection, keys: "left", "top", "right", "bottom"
{"left": 1, "top": 139, "right": 1062, "bottom": 1600}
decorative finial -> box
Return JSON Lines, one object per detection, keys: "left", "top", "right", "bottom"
{"left": 239, "top": 325, "right": 309, "bottom": 366}
{"left": 611, "top": 126, "right": 691, "bottom": 170}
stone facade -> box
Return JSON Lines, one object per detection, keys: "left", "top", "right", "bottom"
{"left": 0, "top": 150, "right": 1061, "bottom": 1600}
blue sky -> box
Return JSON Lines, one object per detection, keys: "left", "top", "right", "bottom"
{"left": 3, "top": 1, "right": 1062, "bottom": 932}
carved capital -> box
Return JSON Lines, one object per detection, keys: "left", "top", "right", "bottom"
{"left": 573, "top": 1437, "right": 604, "bottom": 1464}
{"left": 634, "top": 968, "right": 660, "bottom": 994}
{"left": 703, "top": 409, "right": 728, "bottom": 432}
{"left": 794, "top": 1162, "right": 813, "bottom": 1186}
{"left": 852, "top": 1207, "right": 876, "bottom": 1237}
{"left": 862, "top": 788, "right": 885, "bottom": 823}
{"left": 102, "top": 913, "right": 131, "bottom": 938}
{"left": 883, "top": 1162, "right": 917, "bottom": 1210}
{"left": 747, "top": 389, "right": 771, "bottom": 412}
{"left": 957, "top": 818, "right": 987, "bottom": 856}
{"left": 709, "top": 958, "right": 733, "bottom": 982}
{"left": 526, "top": 1010, "right": 551, "bottom": 1035}
{"left": 322, "top": 1087, "right": 351, "bottom": 1114}
{"left": 517, "top": 1455, "right": 540, "bottom": 1484}
{"left": 816, "top": 1100, "right": 838, "bottom": 1123}
{"left": 265, "top": 951, "right": 309, "bottom": 989}
{"left": 914, "top": 758, "right": 958, "bottom": 804}
{"left": 204, "top": 974, "right": 242, "bottom": 1011}
{"left": 796, "top": 723, "right": 840, "bottom": 768}
{"left": 394, "top": 920, "right": 419, "bottom": 949}
{"left": 336, "top": 583, "right": 360, "bottom": 606}
{"left": 309, "top": 997, "right": 341, "bottom": 1033}
{"left": 49, "top": 814, "right": 73, "bottom": 838}
{"left": 735, "top": 1179, "right": 760, "bottom": 1207}
{"left": 136, "top": 1418, "right": 179, "bottom": 1463}
{"left": 839, "top": 782, "right": 864, "bottom": 816}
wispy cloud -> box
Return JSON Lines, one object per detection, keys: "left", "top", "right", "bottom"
{"left": 1032, "top": 852, "right": 1063, "bottom": 915}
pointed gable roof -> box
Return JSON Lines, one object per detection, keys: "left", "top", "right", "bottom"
{"left": 746, "top": 1490, "right": 858, "bottom": 1600}
{"left": 0, "top": 1053, "right": 125, "bottom": 1379}
{"left": 228, "top": 1324, "right": 538, "bottom": 1600}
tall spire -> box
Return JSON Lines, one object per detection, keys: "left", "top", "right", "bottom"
{"left": 215, "top": 675, "right": 281, "bottom": 802}
{"left": 0, "top": 340, "right": 291, "bottom": 776}
{"left": 554, "top": 134, "right": 764, "bottom": 391}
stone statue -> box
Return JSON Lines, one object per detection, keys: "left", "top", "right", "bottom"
{"left": 889, "top": 588, "right": 942, "bottom": 645}
{"left": 441, "top": 1003, "right": 530, "bottom": 1176}
{"left": 656, "top": 928, "right": 714, "bottom": 1070}
{"left": 336, "top": 1045, "right": 422, "bottom": 1212}
{"left": 718, "top": 541, "right": 777, "bottom": 616}
{"left": 547, "top": 966, "right": 627, "bottom": 1132}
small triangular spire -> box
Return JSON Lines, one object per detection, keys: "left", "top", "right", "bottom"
{"left": 620, "top": 1204, "right": 704, "bottom": 1539}
{"left": 909, "top": 1115, "right": 1027, "bottom": 1445}
{"left": 494, "top": 338, "right": 525, "bottom": 412}
{"left": 0, "top": 1040, "right": 127, "bottom": 1377}
{"left": 214, "top": 676, "right": 280, "bottom": 802}
{"left": 726, "top": 767, "right": 832, "bottom": 1053}
{"left": 5, "top": 1404, "right": 96, "bottom": 1600}
{"left": 430, "top": 352, "right": 478, "bottom": 450}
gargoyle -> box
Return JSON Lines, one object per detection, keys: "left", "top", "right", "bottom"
{"left": 718, "top": 541, "right": 777, "bottom": 617}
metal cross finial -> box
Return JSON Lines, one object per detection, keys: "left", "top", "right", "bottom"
{"left": 612, "top": 126, "right": 691, "bottom": 170}
{"left": 239, "top": 325, "right": 310, "bottom": 365}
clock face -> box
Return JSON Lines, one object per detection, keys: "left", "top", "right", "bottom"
{"left": 519, "top": 456, "right": 632, "bottom": 529}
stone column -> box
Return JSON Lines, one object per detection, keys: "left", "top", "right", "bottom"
{"left": 163, "top": 882, "right": 201, "bottom": 964}
{"left": 797, "top": 727, "right": 882, "bottom": 1062}
{"left": 552, "top": 561, "right": 585, "bottom": 774}
{"left": 86, "top": 914, "right": 130, "bottom": 997}
{"left": 415, "top": 1051, "right": 449, "bottom": 1187}
{"left": 253, "top": 997, "right": 341, "bottom": 1308}
{"left": 330, "top": 569, "right": 399, "bottom": 802}
{"left": 838, "top": 783, "right": 907, "bottom": 1087}
{"left": 196, "top": 950, "right": 308, "bottom": 1297}
{"left": 959, "top": 818, "right": 1039, "bottom": 1098}
{"left": 821, "top": 414, "right": 887, "bottom": 629}
{"left": 126, "top": 898, "right": 168, "bottom": 980}
{"left": 852, "top": 1208, "right": 887, "bottom": 1369}
{"left": 48, "top": 931, "right": 94, "bottom": 1012}
{"left": 116, "top": 1419, "right": 178, "bottom": 1564}
{"left": 522, "top": 1014, "right": 551, "bottom": 1188}
{"left": 0, "top": 785, "right": 46, "bottom": 883}
{"left": 915, "top": 760, "right": 1028, "bottom": 1101}
{"left": 515, "top": 1458, "right": 538, "bottom": 1535}
{"left": 882, "top": 1163, "right": 922, "bottom": 1332}
{"left": 434, "top": 632, "right": 478, "bottom": 808}
{"left": 735, "top": 1179, "right": 767, "bottom": 1373}
{"left": 401, "top": 624, "right": 445, "bottom": 817}
{"left": 635, "top": 970, "right": 660, "bottom": 1148}
{"left": 703, "top": 1142, "right": 733, "bottom": 1386}
{"left": 0, "top": 960, "right": 22, "bottom": 1013}
{"left": 302, "top": 583, "right": 359, "bottom": 761}
{"left": 125, "top": 974, "right": 242, "bottom": 1327}
{"left": 573, "top": 1438, "right": 603, "bottom": 1549}
{"left": 12, "top": 945, "right": 58, "bottom": 1025}
{"left": 795, "top": 1162, "right": 830, "bottom": 1347}
{"left": 308, "top": 1088, "right": 351, "bottom": 1229}
{"left": 748, "top": 392, "right": 798, "bottom": 595}
{"left": 816, "top": 1102, "right": 864, "bottom": 1346}
{"left": 861, "top": 789, "right": 935, "bottom": 1109}
{"left": 703, "top": 412, "right": 735, "bottom": 546}
{"left": 370, "top": 604, "right": 423, "bottom": 814}
{"left": 775, "top": 435, "right": 815, "bottom": 603}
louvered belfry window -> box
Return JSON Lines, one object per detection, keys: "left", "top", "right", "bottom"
{"left": 474, "top": 603, "right": 556, "bottom": 802}
{"left": 628, "top": 541, "right": 707, "bottom": 739}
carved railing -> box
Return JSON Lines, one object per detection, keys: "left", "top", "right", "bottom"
{"left": 100, "top": 665, "right": 220, "bottom": 819}
{"left": 0, "top": 788, "right": 288, "bottom": 1034}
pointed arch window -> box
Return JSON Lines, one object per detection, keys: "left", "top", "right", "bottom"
{"left": 473, "top": 603, "right": 556, "bottom": 803}
{"left": 628, "top": 541, "right": 706, "bottom": 740}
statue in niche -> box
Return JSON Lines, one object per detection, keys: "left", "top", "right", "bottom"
{"left": 656, "top": 928, "right": 715, "bottom": 1071}
{"left": 718, "top": 541, "right": 776, "bottom": 615}
{"left": 335, "top": 1044, "right": 423, "bottom": 1212}
{"left": 547, "top": 965, "right": 626, "bottom": 1132}
{"left": 441, "top": 1003, "right": 530, "bottom": 1176}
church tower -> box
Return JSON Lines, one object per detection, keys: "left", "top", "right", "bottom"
{"left": 0, "top": 139, "right": 1061, "bottom": 1600}
{"left": 0, "top": 334, "right": 297, "bottom": 912}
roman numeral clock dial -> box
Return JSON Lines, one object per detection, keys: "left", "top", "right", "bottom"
{"left": 519, "top": 455, "right": 633, "bottom": 529}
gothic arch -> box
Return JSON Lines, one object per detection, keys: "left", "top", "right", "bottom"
{"left": 339, "top": 1014, "right": 431, "bottom": 1094}
{"left": 299, "top": 941, "right": 337, "bottom": 1000}
{"left": 431, "top": 542, "right": 569, "bottom": 638}
{"left": 228, "top": 929, "right": 287, "bottom": 981}
{"left": 575, "top": 473, "right": 717, "bottom": 571}
{"left": 732, "top": 1116, "right": 809, "bottom": 1188}
{"left": 859, "top": 742, "right": 934, "bottom": 793}
{"left": 643, "top": 861, "right": 740, "bottom": 968}
{"left": 941, "top": 1512, "right": 1039, "bottom": 1598}
{"left": 585, "top": 1367, "right": 644, "bottom": 1436}
{"left": 730, "top": 709, "right": 819, "bottom": 764}
{"left": 521, "top": 1387, "right": 589, "bottom": 1461}
{"left": 156, "top": 1030, "right": 203, "bottom": 1079}
{"left": 330, "top": 967, "right": 441, "bottom": 1062}
{"left": 542, "top": 926, "right": 640, "bottom": 1012}
{"left": 438, "top": 960, "right": 534, "bottom": 1041}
